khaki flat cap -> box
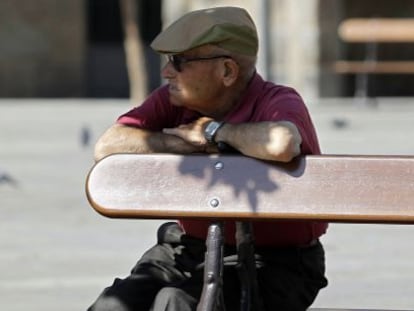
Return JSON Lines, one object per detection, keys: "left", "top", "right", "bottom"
{"left": 151, "top": 6, "right": 258, "bottom": 56}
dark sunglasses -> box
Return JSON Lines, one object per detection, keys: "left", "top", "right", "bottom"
{"left": 167, "top": 54, "right": 232, "bottom": 72}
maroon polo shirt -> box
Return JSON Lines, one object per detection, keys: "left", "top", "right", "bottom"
{"left": 117, "top": 73, "right": 328, "bottom": 246}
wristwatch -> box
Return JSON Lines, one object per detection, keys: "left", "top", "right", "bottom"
{"left": 204, "top": 121, "right": 224, "bottom": 144}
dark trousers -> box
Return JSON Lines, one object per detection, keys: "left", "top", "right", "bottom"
{"left": 88, "top": 222, "right": 328, "bottom": 311}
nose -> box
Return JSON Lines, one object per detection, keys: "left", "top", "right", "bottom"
{"left": 161, "top": 61, "right": 176, "bottom": 79}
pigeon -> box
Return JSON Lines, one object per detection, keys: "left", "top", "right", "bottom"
{"left": 0, "top": 170, "right": 18, "bottom": 187}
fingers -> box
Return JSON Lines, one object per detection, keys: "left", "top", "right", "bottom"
{"left": 162, "top": 117, "right": 214, "bottom": 147}
{"left": 162, "top": 126, "right": 205, "bottom": 146}
{"left": 162, "top": 127, "right": 178, "bottom": 135}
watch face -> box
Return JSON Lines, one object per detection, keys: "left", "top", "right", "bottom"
{"left": 204, "top": 121, "right": 223, "bottom": 143}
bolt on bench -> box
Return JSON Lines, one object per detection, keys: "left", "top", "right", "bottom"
{"left": 86, "top": 153, "right": 414, "bottom": 311}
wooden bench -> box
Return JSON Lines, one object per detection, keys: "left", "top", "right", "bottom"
{"left": 86, "top": 153, "right": 414, "bottom": 311}
{"left": 333, "top": 18, "right": 414, "bottom": 97}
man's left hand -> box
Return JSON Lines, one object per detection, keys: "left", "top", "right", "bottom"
{"left": 162, "top": 117, "right": 215, "bottom": 150}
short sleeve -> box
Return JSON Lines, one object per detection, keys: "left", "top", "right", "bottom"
{"left": 257, "top": 87, "right": 321, "bottom": 155}
{"left": 117, "top": 85, "right": 175, "bottom": 131}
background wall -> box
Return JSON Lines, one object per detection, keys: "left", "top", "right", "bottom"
{"left": 1, "top": 0, "right": 414, "bottom": 99}
{"left": 0, "top": 0, "right": 86, "bottom": 97}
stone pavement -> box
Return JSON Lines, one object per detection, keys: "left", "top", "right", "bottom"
{"left": 1, "top": 98, "right": 414, "bottom": 310}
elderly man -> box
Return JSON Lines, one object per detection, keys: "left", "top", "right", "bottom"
{"left": 88, "top": 6, "right": 328, "bottom": 311}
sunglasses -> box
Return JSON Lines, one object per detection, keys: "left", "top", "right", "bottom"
{"left": 167, "top": 54, "right": 232, "bottom": 72}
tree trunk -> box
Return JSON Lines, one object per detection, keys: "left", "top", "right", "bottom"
{"left": 119, "top": 0, "right": 147, "bottom": 104}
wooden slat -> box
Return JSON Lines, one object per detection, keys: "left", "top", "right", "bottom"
{"left": 338, "top": 18, "right": 414, "bottom": 42}
{"left": 310, "top": 309, "right": 404, "bottom": 311}
{"left": 334, "top": 61, "right": 414, "bottom": 74}
{"left": 86, "top": 154, "right": 414, "bottom": 223}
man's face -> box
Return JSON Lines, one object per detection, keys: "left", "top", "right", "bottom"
{"left": 161, "top": 46, "right": 229, "bottom": 116}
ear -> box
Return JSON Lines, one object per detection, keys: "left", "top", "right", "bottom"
{"left": 221, "top": 59, "right": 239, "bottom": 87}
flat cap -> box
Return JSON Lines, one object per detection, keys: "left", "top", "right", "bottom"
{"left": 150, "top": 6, "right": 258, "bottom": 56}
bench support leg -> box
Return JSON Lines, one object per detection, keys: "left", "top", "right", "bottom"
{"left": 235, "top": 221, "right": 264, "bottom": 311}
{"left": 355, "top": 41, "right": 378, "bottom": 101}
{"left": 197, "top": 221, "right": 225, "bottom": 311}
{"left": 197, "top": 222, "right": 264, "bottom": 311}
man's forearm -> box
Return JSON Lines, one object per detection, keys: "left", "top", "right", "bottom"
{"left": 94, "top": 124, "right": 202, "bottom": 161}
{"left": 215, "top": 121, "right": 302, "bottom": 162}
{"left": 161, "top": 118, "right": 302, "bottom": 162}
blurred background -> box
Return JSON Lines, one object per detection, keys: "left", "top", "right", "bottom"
{"left": 1, "top": 0, "right": 414, "bottom": 310}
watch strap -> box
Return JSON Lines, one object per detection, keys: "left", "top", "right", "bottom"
{"left": 204, "top": 121, "right": 224, "bottom": 144}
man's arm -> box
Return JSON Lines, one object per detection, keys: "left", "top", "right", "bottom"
{"left": 216, "top": 121, "right": 302, "bottom": 162}
{"left": 163, "top": 117, "right": 302, "bottom": 163}
{"left": 94, "top": 123, "right": 205, "bottom": 162}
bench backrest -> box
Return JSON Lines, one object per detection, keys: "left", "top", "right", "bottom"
{"left": 86, "top": 154, "right": 414, "bottom": 224}
{"left": 338, "top": 18, "right": 414, "bottom": 43}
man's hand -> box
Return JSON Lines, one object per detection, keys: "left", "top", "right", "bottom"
{"left": 163, "top": 117, "right": 213, "bottom": 148}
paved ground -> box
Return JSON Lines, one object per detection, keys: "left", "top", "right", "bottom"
{"left": 1, "top": 98, "right": 414, "bottom": 310}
